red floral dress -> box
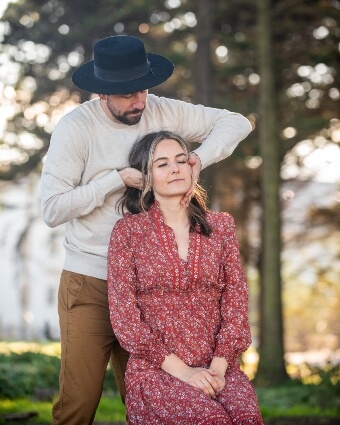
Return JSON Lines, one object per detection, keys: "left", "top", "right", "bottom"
{"left": 107, "top": 202, "right": 263, "bottom": 425}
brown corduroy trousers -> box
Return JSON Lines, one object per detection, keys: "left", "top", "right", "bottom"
{"left": 52, "top": 270, "right": 129, "bottom": 425}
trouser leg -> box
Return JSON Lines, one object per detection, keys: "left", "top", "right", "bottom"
{"left": 111, "top": 342, "right": 130, "bottom": 424}
{"left": 110, "top": 341, "right": 129, "bottom": 404}
{"left": 52, "top": 270, "right": 128, "bottom": 425}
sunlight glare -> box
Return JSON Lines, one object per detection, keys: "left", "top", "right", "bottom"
{"left": 165, "top": 0, "right": 181, "bottom": 9}
{"left": 313, "top": 26, "right": 329, "bottom": 39}
{"left": 282, "top": 127, "right": 297, "bottom": 139}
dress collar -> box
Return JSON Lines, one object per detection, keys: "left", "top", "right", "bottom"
{"left": 148, "top": 201, "right": 165, "bottom": 224}
{"left": 148, "top": 201, "right": 201, "bottom": 233}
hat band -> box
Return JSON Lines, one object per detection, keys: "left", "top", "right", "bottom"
{"left": 94, "top": 60, "right": 151, "bottom": 83}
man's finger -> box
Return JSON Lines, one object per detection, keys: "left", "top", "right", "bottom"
{"left": 188, "top": 152, "right": 202, "bottom": 170}
{"left": 180, "top": 195, "right": 190, "bottom": 207}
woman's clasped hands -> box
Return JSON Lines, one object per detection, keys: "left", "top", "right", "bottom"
{"left": 179, "top": 365, "right": 226, "bottom": 398}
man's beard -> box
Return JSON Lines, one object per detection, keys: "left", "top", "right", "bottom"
{"left": 111, "top": 108, "right": 144, "bottom": 126}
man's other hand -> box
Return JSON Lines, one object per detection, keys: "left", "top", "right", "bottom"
{"left": 181, "top": 152, "right": 202, "bottom": 207}
{"left": 119, "top": 168, "right": 143, "bottom": 189}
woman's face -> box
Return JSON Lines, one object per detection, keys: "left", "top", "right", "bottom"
{"left": 151, "top": 138, "right": 192, "bottom": 200}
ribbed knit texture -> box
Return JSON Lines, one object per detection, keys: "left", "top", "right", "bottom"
{"left": 41, "top": 94, "right": 251, "bottom": 279}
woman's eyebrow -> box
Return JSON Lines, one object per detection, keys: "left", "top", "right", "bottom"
{"left": 153, "top": 153, "right": 187, "bottom": 163}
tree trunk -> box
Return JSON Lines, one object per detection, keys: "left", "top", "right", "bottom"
{"left": 255, "top": 0, "right": 288, "bottom": 385}
{"left": 193, "top": 0, "right": 214, "bottom": 198}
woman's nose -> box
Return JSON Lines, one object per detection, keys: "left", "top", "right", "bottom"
{"left": 170, "top": 163, "right": 179, "bottom": 173}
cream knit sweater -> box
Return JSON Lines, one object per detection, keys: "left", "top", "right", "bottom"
{"left": 41, "top": 94, "right": 251, "bottom": 280}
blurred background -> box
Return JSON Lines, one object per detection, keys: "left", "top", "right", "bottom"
{"left": 0, "top": 0, "right": 339, "bottom": 386}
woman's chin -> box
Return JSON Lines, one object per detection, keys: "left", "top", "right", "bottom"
{"left": 155, "top": 190, "right": 188, "bottom": 202}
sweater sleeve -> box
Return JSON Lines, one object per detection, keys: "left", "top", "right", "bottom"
{"left": 40, "top": 114, "right": 125, "bottom": 228}
{"left": 157, "top": 97, "right": 252, "bottom": 169}
{"left": 214, "top": 214, "right": 252, "bottom": 363}
{"left": 107, "top": 218, "right": 172, "bottom": 367}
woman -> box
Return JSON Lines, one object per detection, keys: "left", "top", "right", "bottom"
{"left": 107, "top": 131, "right": 263, "bottom": 424}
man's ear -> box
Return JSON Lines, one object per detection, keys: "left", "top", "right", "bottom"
{"left": 98, "top": 94, "right": 107, "bottom": 100}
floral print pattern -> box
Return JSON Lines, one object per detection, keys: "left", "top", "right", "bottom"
{"left": 108, "top": 202, "right": 263, "bottom": 424}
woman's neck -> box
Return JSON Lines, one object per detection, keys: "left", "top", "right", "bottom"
{"left": 156, "top": 198, "right": 190, "bottom": 261}
{"left": 156, "top": 197, "right": 189, "bottom": 228}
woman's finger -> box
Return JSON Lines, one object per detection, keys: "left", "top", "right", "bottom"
{"left": 198, "top": 377, "right": 217, "bottom": 398}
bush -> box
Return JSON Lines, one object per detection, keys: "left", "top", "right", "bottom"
{"left": 256, "top": 364, "right": 340, "bottom": 416}
{"left": 0, "top": 351, "right": 118, "bottom": 399}
{"left": 303, "top": 363, "right": 340, "bottom": 411}
{"left": 0, "top": 352, "right": 60, "bottom": 399}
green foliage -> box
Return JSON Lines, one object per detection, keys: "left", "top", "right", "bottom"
{"left": 0, "top": 396, "right": 126, "bottom": 424}
{"left": 0, "top": 398, "right": 53, "bottom": 424}
{"left": 103, "top": 363, "right": 119, "bottom": 394}
{"left": 1, "top": 384, "right": 339, "bottom": 424}
{"left": 1, "top": 0, "right": 339, "bottom": 179}
{"left": 94, "top": 396, "right": 126, "bottom": 422}
{"left": 302, "top": 363, "right": 340, "bottom": 410}
{"left": 0, "top": 352, "right": 60, "bottom": 399}
{"left": 256, "top": 365, "right": 340, "bottom": 418}
{"left": 0, "top": 351, "right": 117, "bottom": 399}
{"left": 0, "top": 349, "right": 339, "bottom": 422}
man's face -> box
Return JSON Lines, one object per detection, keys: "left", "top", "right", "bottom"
{"left": 100, "top": 90, "right": 148, "bottom": 125}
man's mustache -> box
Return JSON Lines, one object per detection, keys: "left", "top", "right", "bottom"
{"left": 126, "top": 108, "right": 144, "bottom": 115}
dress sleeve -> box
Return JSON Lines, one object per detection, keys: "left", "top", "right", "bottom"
{"left": 107, "top": 217, "right": 172, "bottom": 367}
{"left": 214, "top": 214, "right": 252, "bottom": 364}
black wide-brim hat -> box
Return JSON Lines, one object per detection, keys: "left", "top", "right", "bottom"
{"left": 72, "top": 35, "right": 174, "bottom": 94}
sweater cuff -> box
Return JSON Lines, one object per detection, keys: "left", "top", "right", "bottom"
{"left": 95, "top": 169, "right": 125, "bottom": 198}
{"left": 193, "top": 145, "right": 222, "bottom": 170}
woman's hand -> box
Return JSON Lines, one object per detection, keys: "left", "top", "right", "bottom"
{"left": 179, "top": 366, "right": 221, "bottom": 398}
{"left": 209, "top": 356, "right": 228, "bottom": 394}
{"left": 161, "top": 353, "right": 219, "bottom": 398}
{"left": 209, "top": 370, "right": 225, "bottom": 394}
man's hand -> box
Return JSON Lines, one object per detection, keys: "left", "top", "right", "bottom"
{"left": 181, "top": 152, "right": 202, "bottom": 207}
{"left": 118, "top": 167, "right": 143, "bottom": 189}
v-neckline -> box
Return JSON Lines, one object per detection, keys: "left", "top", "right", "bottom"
{"left": 148, "top": 202, "right": 203, "bottom": 289}
{"left": 167, "top": 224, "right": 191, "bottom": 264}
{"left": 150, "top": 202, "right": 191, "bottom": 264}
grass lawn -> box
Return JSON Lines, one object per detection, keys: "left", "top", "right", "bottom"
{"left": 1, "top": 389, "right": 339, "bottom": 424}
{"left": 0, "top": 395, "right": 126, "bottom": 424}
{"left": 0, "top": 342, "right": 339, "bottom": 423}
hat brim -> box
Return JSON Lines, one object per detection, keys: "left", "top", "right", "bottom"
{"left": 71, "top": 53, "right": 174, "bottom": 94}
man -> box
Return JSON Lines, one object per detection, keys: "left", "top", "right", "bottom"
{"left": 41, "top": 34, "right": 252, "bottom": 425}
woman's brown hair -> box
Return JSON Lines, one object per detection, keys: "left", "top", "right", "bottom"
{"left": 117, "top": 131, "right": 212, "bottom": 236}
